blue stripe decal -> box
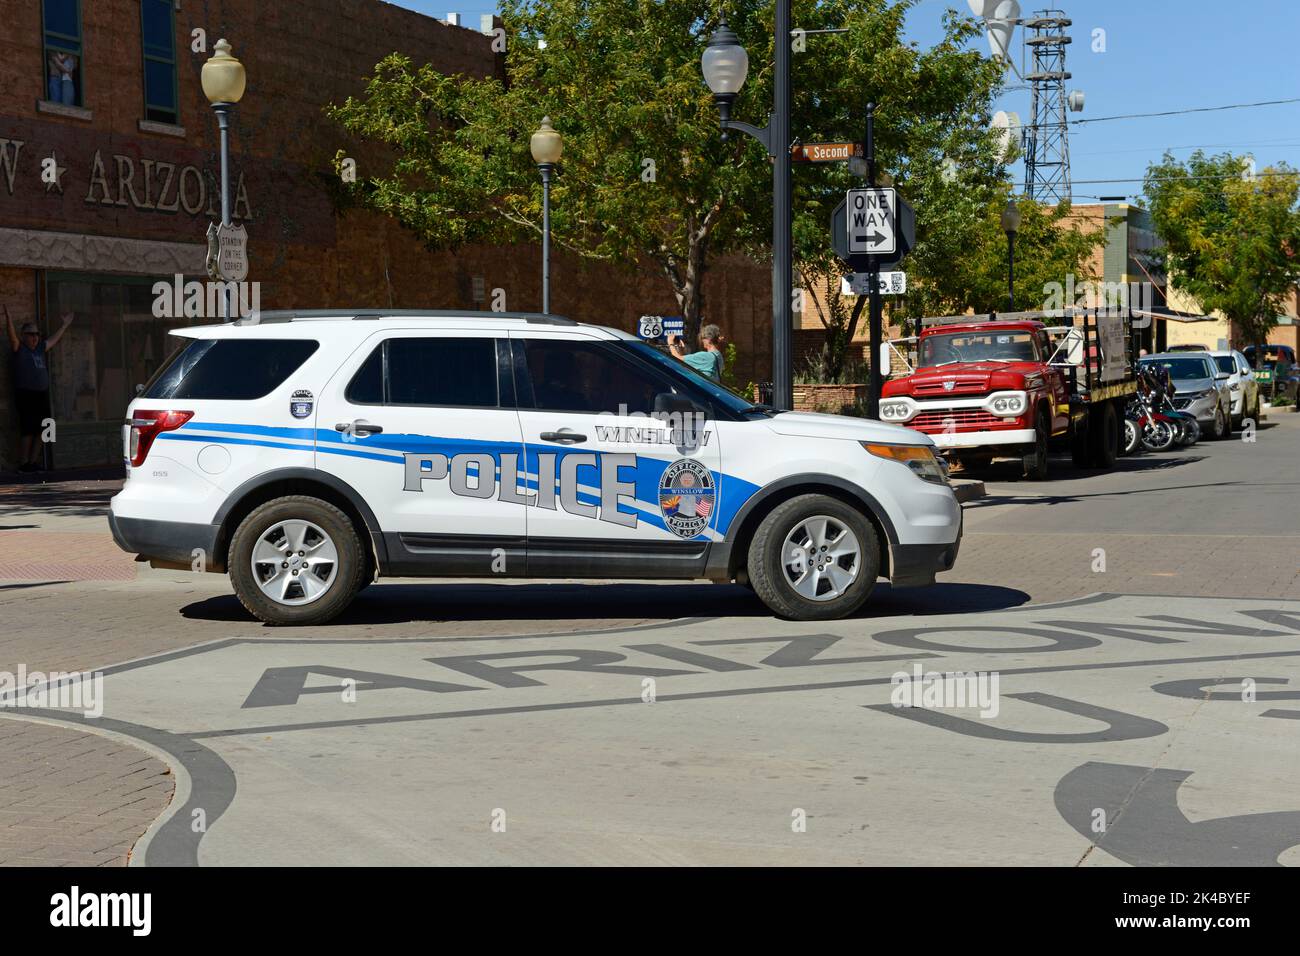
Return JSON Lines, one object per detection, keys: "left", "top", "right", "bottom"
{"left": 166, "top": 421, "right": 763, "bottom": 537}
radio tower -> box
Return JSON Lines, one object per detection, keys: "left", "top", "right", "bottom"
{"left": 1023, "top": 10, "right": 1075, "bottom": 204}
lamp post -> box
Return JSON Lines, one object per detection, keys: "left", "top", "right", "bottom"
{"left": 201, "top": 38, "right": 246, "bottom": 321}
{"left": 702, "top": 10, "right": 793, "bottom": 411}
{"left": 530, "top": 117, "right": 563, "bottom": 315}
{"left": 1001, "top": 198, "right": 1021, "bottom": 312}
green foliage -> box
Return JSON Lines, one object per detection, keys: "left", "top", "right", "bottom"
{"left": 795, "top": 341, "right": 867, "bottom": 384}
{"left": 902, "top": 192, "right": 1106, "bottom": 319}
{"left": 326, "top": 0, "right": 1011, "bottom": 335}
{"left": 720, "top": 341, "right": 741, "bottom": 389}
{"left": 1144, "top": 151, "right": 1300, "bottom": 347}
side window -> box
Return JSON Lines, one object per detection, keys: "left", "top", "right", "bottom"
{"left": 345, "top": 343, "right": 384, "bottom": 404}
{"left": 140, "top": 0, "right": 178, "bottom": 124}
{"left": 43, "top": 0, "right": 84, "bottom": 107}
{"left": 348, "top": 338, "right": 499, "bottom": 407}
{"left": 521, "top": 340, "right": 672, "bottom": 415}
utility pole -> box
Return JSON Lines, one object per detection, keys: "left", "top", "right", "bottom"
{"left": 865, "top": 103, "right": 883, "bottom": 420}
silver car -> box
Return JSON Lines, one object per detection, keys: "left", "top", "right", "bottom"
{"left": 1140, "top": 353, "right": 1234, "bottom": 439}
{"left": 1209, "top": 349, "right": 1261, "bottom": 426}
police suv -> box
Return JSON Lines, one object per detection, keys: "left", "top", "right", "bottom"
{"left": 109, "top": 310, "right": 962, "bottom": 625}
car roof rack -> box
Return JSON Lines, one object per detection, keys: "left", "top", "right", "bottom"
{"left": 235, "top": 309, "right": 577, "bottom": 326}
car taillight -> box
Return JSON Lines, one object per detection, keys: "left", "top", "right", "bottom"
{"left": 127, "top": 410, "right": 194, "bottom": 467}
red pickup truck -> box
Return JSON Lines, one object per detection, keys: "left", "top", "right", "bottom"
{"left": 879, "top": 314, "right": 1136, "bottom": 479}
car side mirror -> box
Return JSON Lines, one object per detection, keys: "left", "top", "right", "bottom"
{"left": 1216, "top": 373, "right": 1231, "bottom": 381}
{"left": 654, "top": 392, "right": 707, "bottom": 418}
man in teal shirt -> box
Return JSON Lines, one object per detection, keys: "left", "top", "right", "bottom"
{"left": 683, "top": 324, "right": 725, "bottom": 382}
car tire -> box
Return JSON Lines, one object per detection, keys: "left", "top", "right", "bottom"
{"left": 1023, "top": 407, "right": 1049, "bottom": 480}
{"left": 1088, "top": 402, "right": 1119, "bottom": 468}
{"left": 746, "top": 494, "right": 880, "bottom": 621}
{"left": 1070, "top": 418, "right": 1093, "bottom": 468}
{"left": 1209, "top": 402, "right": 1228, "bottom": 440}
{"left": 228, "top": 495, "right": 367, "bottom": 626}
{"left": 1221, "top": 401, "right": 1233, "bottom": 439}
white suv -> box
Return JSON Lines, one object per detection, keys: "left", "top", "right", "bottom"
{"left": 109, "top": 310, "right": 962, "bottom": 624}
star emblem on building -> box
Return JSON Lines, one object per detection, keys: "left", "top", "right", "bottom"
{"left": 44, "top": 152, "right": 67, "bottom": 194}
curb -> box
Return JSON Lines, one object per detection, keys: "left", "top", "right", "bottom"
{"left": 951, "top": 479, "right": 986, "bottom": 503}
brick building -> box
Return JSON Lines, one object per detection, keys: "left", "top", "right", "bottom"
{"left": 0, "top": 0, "right": 773, "bottom": 472}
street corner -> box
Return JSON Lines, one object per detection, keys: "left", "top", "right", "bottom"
{"left": 16, "top": 591, "right": 1292, "bottom": 867}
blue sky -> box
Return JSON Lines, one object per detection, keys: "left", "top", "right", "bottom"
{"left": 390, "top": 0, "right": 1300, "bottom": 203}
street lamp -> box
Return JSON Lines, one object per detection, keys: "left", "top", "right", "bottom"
{"left": 530, "top": 116, "right": 563, "bottom": 315}
{"left": 701, "top": 10, "right": 793, "bottom": 411}
{"left": 201, "top": 38, "right": 246, "bottom": 320}
{"left": 1000, "top": 198, "right": 1021, "bottom": 312}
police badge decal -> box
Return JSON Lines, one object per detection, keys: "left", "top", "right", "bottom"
{"left": 290, "top": 389, "right": 314, "bottom": 419}
{"left": 658, "top": 459, "right": 715, "bottom": 538}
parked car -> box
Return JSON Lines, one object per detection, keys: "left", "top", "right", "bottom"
{"left": 109, "top": 309, "right": 963, "bottom": 625}
{"left": 1138, "top": 353, "right": 1234, "bottom": 439}
{"left": 1244, "top": 344, "right": 1300, "bottom": 406}
{"left": 1208, "top": 349, "right": 1261, "bottom": 426}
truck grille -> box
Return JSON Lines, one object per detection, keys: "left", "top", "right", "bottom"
{"left": 909, "top": 409, "right": 1003, "bottom": 429}
{"left": 913, "top": 381, "right": 986, "bottom": 396}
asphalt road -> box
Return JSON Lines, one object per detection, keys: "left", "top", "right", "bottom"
{"left": 1, "top": 412, "right": 1297, "bottom": 865}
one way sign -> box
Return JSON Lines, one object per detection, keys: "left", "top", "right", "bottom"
{"left": 846, "top": 187, "right": 896, "bottom": 256}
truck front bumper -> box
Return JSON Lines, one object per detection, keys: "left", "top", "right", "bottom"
{"left": 929, "top": 428, "right": 1036, "bottom": 450}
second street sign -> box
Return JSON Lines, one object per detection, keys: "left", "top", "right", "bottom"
{"left": 791, "top": 142, "right": 863, "bottom": 163}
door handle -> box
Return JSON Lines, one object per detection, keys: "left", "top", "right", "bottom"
{"left": 335, "top": 420, "right": 384, "bottom": 435}
{"left": 540, "top": 429, "right": 586, "bottom": 444}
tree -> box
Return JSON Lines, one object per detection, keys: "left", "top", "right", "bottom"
{"left": 326, "top": 0, "right": 1007, "bottom": 339}
{"left": 1144, "top": 151, "right": 1300, "bottom": 349}
{"left": 904, "top": 192, "right": 1105, "bottom": 320}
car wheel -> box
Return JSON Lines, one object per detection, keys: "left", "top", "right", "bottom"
{"left": 229, "top": 495, "right": 367, "bottom": 626}
{"left": 746, "top": 494, "right": 879, "bottom": 621}
{"left": 1088, "top": 402, "right": 1119, "bottom": 468}
{"left": 1209, "top": 403, "right": 1228, "bottom": 440}
{"left": 1023, "top": 408, "right": 1049, "bottom": 480}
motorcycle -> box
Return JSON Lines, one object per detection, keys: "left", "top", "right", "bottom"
{"left": 1130, "top": 370, "right": 1179, "bottom": 452}
{"left": 1148, "top": 374, "right": 1199, "bottom": 446}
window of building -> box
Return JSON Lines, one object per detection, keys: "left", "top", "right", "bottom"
{"left": 42, "top": 0, "right": 84, "bottom": 107}
{"left": 43, "top": 273, "right": 176, "bottom": 426}
{"left": 140, "top": 0, "right": 178, "bottom": 124}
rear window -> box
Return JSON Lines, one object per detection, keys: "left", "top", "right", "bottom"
{"left": 143, "top": 338, "right": 319, "bottom": 400}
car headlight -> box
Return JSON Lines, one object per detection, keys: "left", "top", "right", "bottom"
{"left": 988, "top": 392, "right": 1027, "bottom": 415}
{"left": 879, "top": 400, "right": 912, "bottom": 422}
{"left": 863, "top": 442, "right": 947, "bottom": 484}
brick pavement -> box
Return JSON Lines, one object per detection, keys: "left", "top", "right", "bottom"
{"left": 0, "top": 718, "right": 171, "bottom": 866}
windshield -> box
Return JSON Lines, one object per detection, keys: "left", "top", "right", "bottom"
{"left": 1141, "top": 356, "right": 1213, "bottom": 381}
{"left": 919, "top": 331, "right": 1037, "bottom": 367}
{"left": 1214, "top": 356, "right": 1236, "bottom": 374}
{"left": 618, "top": 341, "right": 765, "bottom": 416}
